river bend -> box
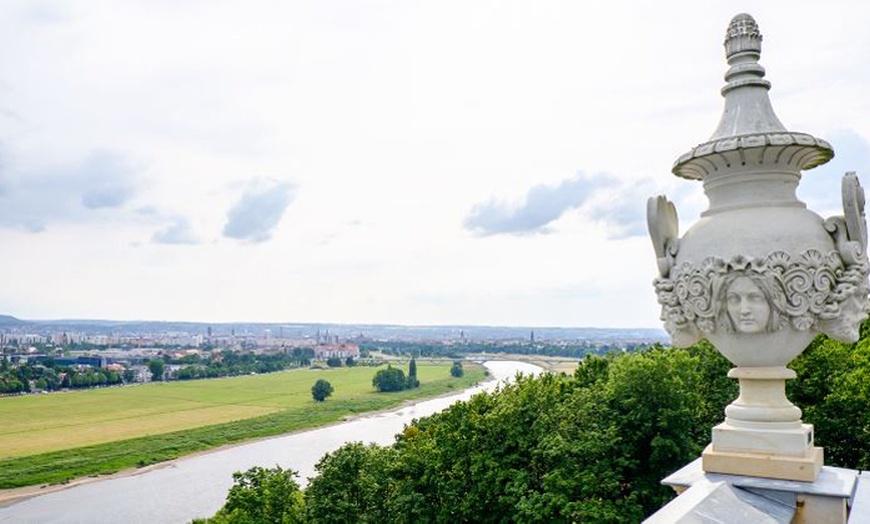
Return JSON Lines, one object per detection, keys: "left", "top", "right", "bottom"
{"left": 0, "top": 360, "right": 541, "bottom": 523}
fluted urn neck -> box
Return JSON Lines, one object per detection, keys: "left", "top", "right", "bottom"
{"left": 672, "top": 13, "right": 833, "bottom": 180}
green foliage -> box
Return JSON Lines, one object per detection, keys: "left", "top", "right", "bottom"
{"left": 205, "top": 466, "right": 305, "bottom": 523}
{"left": 0, "top": 350, "right": 316, "bottom": 393}
{"left": 311, "top": 379, "right": 334, "bottom": 402}
{"left": 789, "top": 331, "right": 870, "bottom": 469}
{"left": 305, "top": 347, "right": 716, "bottom": 520}
{"left": 406, "top": 358, "right": 419, "bottom": 389}
{"left": 148, "top": 359, "right": 165, "bottom": 381}
{"left": 325, "top": 358, "right": 343, "bottom": 368}
{"left": 450, "top": 360, "right": 463, "bottom": 378}
{"left": 683, "top": 340, "right": 738, "bottom": 431}
{"left": 203, "top": 331, "right": 870, "bottom": 522}
{"left": 372, "top": 366, "right": 407, "bottom": 392}
{"left": 305, "top": 443, "right": 395, "bottom": 523}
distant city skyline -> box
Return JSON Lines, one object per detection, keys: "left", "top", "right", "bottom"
{"left": 0, "top": 3, "right": 868, "bottom": 328}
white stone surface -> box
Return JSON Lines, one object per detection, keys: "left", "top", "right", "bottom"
{"left": 849, "top": 473, "right": 870, "bottom": 524}
{"left": 712, "top": 422, "right": 813, "bottom": 456}
{"left": 644, "top": 479, "right": 794, "bottom": 524}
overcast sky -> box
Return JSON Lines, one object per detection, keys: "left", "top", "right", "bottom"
{"left": 0, "top": 1, "right": 868, "bottom": 328}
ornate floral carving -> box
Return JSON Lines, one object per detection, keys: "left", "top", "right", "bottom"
{"left": 654, "top": 249, "right": 863, "bottom": 341}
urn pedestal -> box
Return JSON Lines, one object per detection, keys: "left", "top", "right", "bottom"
{"left": 703, "top": 367, "right": 823, "bottom": 482}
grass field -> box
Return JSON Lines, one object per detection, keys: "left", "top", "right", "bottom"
{"left": 0, "top": 362, "right": 485, "bottom": 488}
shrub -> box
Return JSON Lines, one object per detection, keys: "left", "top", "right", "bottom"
{"left": 372, "top": 366, "right": 407, "bottom": 392}
{"left": 311, "top": 379, "right": 334, "bottom": 402}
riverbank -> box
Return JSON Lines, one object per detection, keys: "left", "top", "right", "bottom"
{"left": 0, "top": 365, "right": 499, "bottom": 508}
{"left": 0, "top": 361, "right": 542, "bottom": 523}
{"left": 0, "top": 363, "right": 485, "bottom": 492}
{"left": 0, "top": 372, "right": 498, "bottom": 507}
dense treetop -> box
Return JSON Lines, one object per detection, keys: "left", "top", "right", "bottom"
{"left": 204, "top": 324, "right": 870, "bottom": 522}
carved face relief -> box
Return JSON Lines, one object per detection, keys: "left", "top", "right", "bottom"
{"left": 820, "top": 286, "right": 870, "bottom": 343}
{"left": 725, "top": 276, "right": 772, "bottom": 333}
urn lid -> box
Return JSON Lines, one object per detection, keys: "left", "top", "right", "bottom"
{"left": 672, "top": 14, "right": 834, "bottom": 180}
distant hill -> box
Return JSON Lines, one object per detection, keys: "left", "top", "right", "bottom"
{"left": 0, "top": 315, "right": 26, "bottom": 327}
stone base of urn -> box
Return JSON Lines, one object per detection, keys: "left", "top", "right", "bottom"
{"left": 702, "top": 444, "right": 823, "bottom": 482}
{"left": 701, "top": 366, "right": 824, "bottom": 482}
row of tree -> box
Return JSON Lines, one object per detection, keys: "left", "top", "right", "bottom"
{"left": 371, "top": 358, "right": 419, "bottom": 392}
{"left": 313, "top": 359, "right": 464, "bottom": 403}
{"left": 0, "top": 348, "right": 319, "bottom": 393}
{"left": 0, "top": 359, "right": 126, "bottom": 393}
{"left": 365, "top": 340, "right": 653, "bottom": 360}
{"left": 201, "top": 322, "right": 870, "bottom": 522}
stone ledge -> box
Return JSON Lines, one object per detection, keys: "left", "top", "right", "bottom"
{"left": 653, "top": 458, "right": 864, "bottom": 524}
{"left": 850, "top": 472, "right": 870, "bottom": 524}
{"left": 644, "top": 479, "right": 794, "bottom": 524}
{"left": 663, "top": 457, "right": 857, "bottom": 499}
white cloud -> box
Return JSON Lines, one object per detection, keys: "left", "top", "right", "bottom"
{"left": 152, "top": 217, "right": 199, "bottom": 245}
{"left": 223, "top": 179, "right": 296, "bottom": 243}
{"left": 0, "top": 149, "right": 141, "bottom": 232}
{"left": 464, "top": 173, "right": 618, "bottom": 236}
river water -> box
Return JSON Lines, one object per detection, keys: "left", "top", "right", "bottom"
{"left": 0, "top": 360, "right": 541, "bottom": 523}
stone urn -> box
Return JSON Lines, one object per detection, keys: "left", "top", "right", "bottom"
{"left": 648, "top": 13, "right": 870, "bottom": 481}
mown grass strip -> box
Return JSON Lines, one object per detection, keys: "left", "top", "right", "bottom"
{"left": 0, "top": 366, "right": 484, "bottom": 489}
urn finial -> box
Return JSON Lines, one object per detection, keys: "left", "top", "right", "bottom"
{"left": 720, "top": 14, "right": 771, "bottom": 97}
{"left": 724, "top": 13, "right": 762, "bottom": 60}
{"left": 710, "top": 13, "right": 785, "bottom": 141}
{"left": 672, "top": 13, "right": 833, "bottom": 179}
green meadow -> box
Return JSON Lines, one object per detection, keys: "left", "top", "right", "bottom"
{"left": 0, "top": 362, "right": 485, "bottom": 489}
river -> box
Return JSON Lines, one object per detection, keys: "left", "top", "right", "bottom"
{"left": 0, "top": 360, "right": 542, "bottom": 523}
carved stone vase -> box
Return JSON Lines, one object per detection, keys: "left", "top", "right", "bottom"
{"left": 648, "top": 13, "right": 870, "bottom": 481}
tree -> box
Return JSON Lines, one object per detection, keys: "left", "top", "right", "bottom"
{"left": 148, "top": 359, "right": 165, "bottom": 381}
{"left": 372, "top": 366, "right": 407, "bottom": 392}
{"left": 345, "top": 357, "right": 357, "bottom": 367}
{"left": 312, "top": 379, "right": 334, "bottom": 402}
{"left": 450, "top": 360, "right": 463, "bottom": 378}
{"left": 305, "top": 442, "right": 396, "bottom": 523}
{"left": 326, "top": 357, "right": 343, "bottom": 368}
{"left": 406, "top": 358, "right": 419, "bottom": 389}
{"left": 790, "top": 333, "right": 870, "bottom": 469}
{"left": 203, "top": 466, "right": 305, "bottom": 523}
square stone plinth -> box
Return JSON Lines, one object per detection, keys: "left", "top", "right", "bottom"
{"left": 712, "top": 422, "right": 814, "bottom": 456}
{"left": 702, "top": 444, "right": 823, "bottom": 482}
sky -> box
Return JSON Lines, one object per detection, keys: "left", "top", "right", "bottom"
{"left": 0, "top": 1, "right": 869, "bottom": 328}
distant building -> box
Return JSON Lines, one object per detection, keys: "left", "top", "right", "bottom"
{"left": 52, "top": 356, "right": 107, "bottom": 369}
{"left": 129, "top": 365, "right": 151, "bottom": 383}
{"left": 314, "top": 343, "right": 360, "bottom": 360}
{"left": 105, "top": 363, "right": 125, "bottom": 373}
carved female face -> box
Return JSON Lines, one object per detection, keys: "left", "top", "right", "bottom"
{"left": 726, "top": 276, "right": 771, "bottom": 333}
